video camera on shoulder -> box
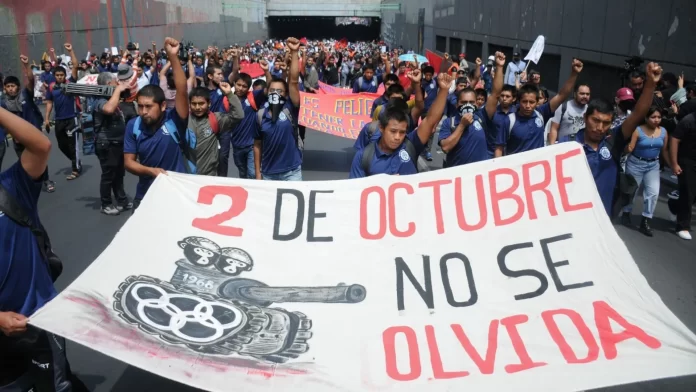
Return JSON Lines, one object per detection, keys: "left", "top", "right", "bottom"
{"left": 61, "top": 84, "right": 130, "bottom": 100}
{"left": 178, "top": 40, "right": 194, "bottom": 61}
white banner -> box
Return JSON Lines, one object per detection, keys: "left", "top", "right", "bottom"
{"left": 525, "top": 35, "right": 545, "bottom": 65}
{"left": 30, "top": 143, "right": 696, "bottom": 392}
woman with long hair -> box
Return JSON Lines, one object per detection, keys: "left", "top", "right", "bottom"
{"left": 620, "top": 106, "right": 669, "bottom": 236}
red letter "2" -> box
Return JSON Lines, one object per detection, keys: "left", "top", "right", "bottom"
{"left": 192, "top": 186, "right": 249, "bottom": 236}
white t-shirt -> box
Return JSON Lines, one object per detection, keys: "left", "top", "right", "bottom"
{"left": 551, "top": 100, "right": 587, "bottom": 139}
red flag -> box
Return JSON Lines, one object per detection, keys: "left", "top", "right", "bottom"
{"left": 300, "top": 37, "right": 308, "bottom": 46}
{"left": 425, "top": 50, "right": 443, "bottom": 73}
{"left": 334, "top": 38, "right": 348, "bottom": 50}
{"left": 240, "top": 63, "right": 264, "bottom": 78}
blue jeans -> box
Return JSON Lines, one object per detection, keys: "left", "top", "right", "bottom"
{"left": 232, "top": 145, "right": 255, "bottom": 179}
{"left": 217, "top": 131, "right": 231, "bottom": 177}
{"left": 262, "top": 166, "right": 302, "bottom": 181}
{"left": 622, "top": 155, "right": 660, "bottom": 218}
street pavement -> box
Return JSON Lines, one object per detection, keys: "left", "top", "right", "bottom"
{"left": 4, "top": 128, "right": 696, "bottom": 392}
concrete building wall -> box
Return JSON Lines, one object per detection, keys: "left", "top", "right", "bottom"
{"left": 0, "top": 0, "right": 267, "bottom": 77}
{"left": 381, "top": 0, "right": 696, "bottom": 97}
{"left": 266, "top": 0, "right": 381, "bottom": 17}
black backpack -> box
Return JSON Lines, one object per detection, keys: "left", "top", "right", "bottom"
{"left": 0, "top": 183, "right": 63, "bottom": 282}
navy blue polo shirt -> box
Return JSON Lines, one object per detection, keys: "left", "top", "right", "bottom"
{"left": 353, "top": 106, "right": 417, "bottom": 151}
{"left": 208, "top": 87, "right": 226, "bottom": 113}
{"left": 0, "top": 162, "right": 56, "bottom": 316}
{"left": 491, "top": 104, "right": 516, "bottom": 156}
{"left": 231, "top": 89, "right": 267, "bottom": 149}
{"left": 352, "top": 75, "right": 383, "bottom": 93}
{"left": 254, "top": 100, "right": 302, "bottom": 175}
{"left": 421, "top": 78, "right": 438, "bottom": 113}
{"left": 496, "top": 102, "right": 553, "bottom": 154}
{"left": 446, "top": 92, "right": 459, "bottom": 118}
{"left": 561, "top": 128, "right": 627, "bottom": 216}
{"left": 438, "top": 108, "right": 492, "bottom": 167}
{"left": 45, "top": 76, "right": 77, "bottom": 120}
{"left": 349, "top": 131, "right": 425, "bottom": 178}
{"left": 124, "top": 109, "right": 188, "bottom": 199}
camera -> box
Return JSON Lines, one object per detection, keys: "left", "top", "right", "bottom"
{"left": 178, "top": 40, "right": 194, "bottom": 61}
{"left": 61, "top": 83, "right": 130, "bottom": 100}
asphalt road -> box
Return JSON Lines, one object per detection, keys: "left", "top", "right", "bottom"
{"left": 5, "top": 128, "right": 696, "bottom": 392}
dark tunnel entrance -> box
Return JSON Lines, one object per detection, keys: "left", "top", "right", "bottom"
{"left": 267, "top": 16, "right": 381, "bottom": 41}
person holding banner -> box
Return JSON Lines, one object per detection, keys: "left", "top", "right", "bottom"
{"left": 253, "top": 37, "right": 302, "bottom": 181}
{"left": 559, "top": 62, "right": 662, "bottom": 217}
{"left": 349, "top": 73, "right": 452, "bottom": 178}
{"left": 124, "top": 38, "right": 190, "bottom": 212}
{"left": 438, "top": 52, "right": 505, "bottom": 168}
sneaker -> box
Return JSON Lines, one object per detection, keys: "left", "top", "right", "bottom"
{"left": 101, "top": 205, "right": 120, "bottom": 216}
{"left": 667, "top": 190, "right": 679, "bottom": 200}
{"left": 117, "top": 202, "right": 133, "bottom": 212}
{"left": 677, "top": 230, "right": 692, "bottom": 240}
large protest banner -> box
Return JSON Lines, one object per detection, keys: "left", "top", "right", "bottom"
{"left": 298, "top": 91, "right": 380, "bottom": 139}
{"left": 30, "top": 143, "right": 696, "bottom": 392}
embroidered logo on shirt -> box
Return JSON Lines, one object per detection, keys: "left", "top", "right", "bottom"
{"left": 599, "top": 146, "right": 612, "bottom": 160}
{"left": 161, "top": 127, "right": 170, "bottom": 136}
{"left": 399, "top": 149, "right": 410, "bottom": 162}
{"left": 244, "top": 99, "right": 250, "bottom": 107}
{"left": 473, "top": 121, "right": 483, "bottom": 131}
{"left": 202, "top": 128, "right": 213, "bottom": 137}
{"left": 279, "top": 112, "right": 288, "bottom": 122}
{"left": 535, "top": 117, "right": 544, "bottom": 128}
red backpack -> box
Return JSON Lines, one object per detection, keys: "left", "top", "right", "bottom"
{"left": 207, "top": 112, "right": 219, "bottom": 134}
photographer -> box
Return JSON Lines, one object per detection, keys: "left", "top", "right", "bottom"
{"left": 90, "top": 73, "right": 132, "bottom": 216}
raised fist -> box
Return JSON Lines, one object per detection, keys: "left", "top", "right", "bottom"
{"left": 437, "top": 73, "right": 453, "bottom": 90}
{"left": 286, "top": 37, "right": 300, "bottom": 52}
{"left": 571, "top": 58, "right": 584, "bottom": 74}
{"left": 164, "top": 37, "right": 180, "bottom": 57}
{"left": 646, "top": 62, "right": 662, "bottom": 84}
{"left": 64, "top": 43, "right": 73, "bottom": 52}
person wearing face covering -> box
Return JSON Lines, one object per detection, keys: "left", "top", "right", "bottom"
{"left": 253, "top": 37, "right": 303, "bottom": 181}
{"left": 438, "top": 52, "right": 505, "bottom": 168}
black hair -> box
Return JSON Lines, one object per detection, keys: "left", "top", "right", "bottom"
{"left": 137, "top": 61, "right": 147, "bottom": 69}
{"left": 137, "top": 84, "right": 167, "bottom": 105}
{"left": 457, "top": 87, "right": 476, "bottom": 101}
{"left": 363, "top": 64, "right": 375, "bottom": 72}
{"left": 501, "top": 84, "right": 516, "bottom": 95}
{"left": 252, "top": 79, "right": 267, "bottom": 89}
{"left": 3, "top": 75, "right": 20, "bottom": 87}
{"left": 268, "top": 77, "right": 289, "bottom": 96}
{"left": 234, "top": 72, "right": 252, "bottom": 88}
{"left": 423, "top": 66, "right": 435, "bottom": 75}
{"left": 517, "top": 84, "right": 540, "bottom": 101}
{"left": 538, "top": 86, "right": 549, "bottom": 100}
{"left": 645, "top": 106, "right": 661, "bottom": 120}
{"left": 53, "top": 66, "right": 67, "bottom": 75}
{"left": 475, "top": 88, "right": 488, "bottom": 100}
{"left": 662, "top": 72, "right": 678, "bottom": 87}
{"left": 584, "top": 98, "right": 614, "bottom": 118}
{"left": 574, "top": 82, "right": 590, "bottom": 92}
{"left": 456, "top": 77, "right": 468, "bottom": 86}
{"left": 205, "top": 65, "right": 221, "bottom": 79}
{"left": 629, "top": 71, "right": 645, "bottom": 80}
{"left": 384, "top": 73, "right": 399, "bottom": 84}
{"left": 379, "top": 106, "right": 409, "bottom": 129}
{"left": 189, "top": 87, "right": 210, "bottom": 102}
{"left": 385, "top": 97, "right": 409, "bottom": 113}
{"left": 386, "top": 83, "right": 405, "bottom": 99}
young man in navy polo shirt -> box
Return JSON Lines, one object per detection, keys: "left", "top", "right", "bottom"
{"left": 494, "top": 58, "right": 584, "bottom": 157}
{"left": 0, "top": 107, "right": 76, "bottom": 391}
{"left": 124, "top": 37, "right": 190, "bottom": 211}
{"left": 353, "top": 55, "right": 390, "bottom": 94}
{"left": 559, "top": 62, "right": 662, "bottom": 216}
{"left": 254, "top": 37, "right": 303, "bottom": 181}
{"left": 350, "top": 73, "right": 453, "bottom": 178}
{"left": 44, "top": 43, "right": 81, "bottom": 180}
{"left": 438, "top": 52, "right": 506, "bottom": 167}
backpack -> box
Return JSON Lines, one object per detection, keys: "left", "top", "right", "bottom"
{"left": 0, "top": 183, "right": 63, "bottom": 282}
{"left": 506, "top": 110, "right": 544, "bottom": 154}
{"left": 357, "top": 76, "right": 377, "bottom": 90}
{"left": 366, "top": 120, "right": 380, "bottom": 138}
{"left": 360, "top": 139, "right": 418, "bottom": 176}
{"left": 131, "top": 115, "right": 198, "bottom": 174}
{"left": 256, "top": 106, "right": 303, "bottom": 151}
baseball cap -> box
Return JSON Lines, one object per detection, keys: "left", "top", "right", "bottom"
{"left": 513, "top": 51, "right": 520, "bottom": 56}
{"left": 117, "top": 63, "right": 134, "bottom": 81}
{"left": 615, "top": 87, "right": 635, "bottom": 102}
{"left": 487, "top": 55, "right": 495, "bottom": 65}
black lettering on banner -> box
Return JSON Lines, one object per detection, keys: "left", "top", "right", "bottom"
{"left": 273, "top": 189, "right": 305, "bottom": 241}
{"left": 440, "top": 252, "right": 478, "bottom": 308}
{"left": 395, "top": 256, "right": 434, "bottom": 311}
{"left": 540, "top": 233, "right": 594, "bottom": 292}
{"left": 307, "top": 190, "right": 334, "bottom": 242}
{"left": 497, "top": 242, "right": 549, "bottom": 301}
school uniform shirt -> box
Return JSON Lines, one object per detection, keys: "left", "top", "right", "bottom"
{"left": 491, "top": 104, "right": 516, "bottom": 156}
{"left": 231, "top": 89, "right": 267, "bottom": 150}
{"left": 349, "top": 131, "right": 425, "bottom": 178}
{"left": 560, "top": 128, "right": 627, "bottom": 216}
{"left": 254, "top": 100, "right": 302, "bottom": 175}
{"left": 438, "top": 108, "right": 492, "bottom": 167}
{"left": 421, "top": 78, "right": 439, "bottom": 113}
{"left": 45, "top": 76, "right": 77, "bottom": 120}
{"left": 0, "top": 162, "right": 56, "bottom": 316}
{"left": 208, "top": 87, "right": 226, "bottom": 113}
{"left": 496, "top": 102, "right": 554, "bottom": 155}
{"left": 352, "top": 74, "right": 383, "bottom": 93}
{"left": 446, "top": 92, "right": 459, "bottom": 118}
{"left": 124, "top": 109, "right": 188, "bottom": 200}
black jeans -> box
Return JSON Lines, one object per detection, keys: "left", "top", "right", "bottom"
{"left": 668, "top": 159, "right": 696, "bottom": 231}
{"left": 96, "top": 140, "right": 127, "bottom": 208}
{"left": 0, "top": 326, "right": 73, "bottom": 392}
{"left": 54, "top": 118, "right": 81, "bottom": 173}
